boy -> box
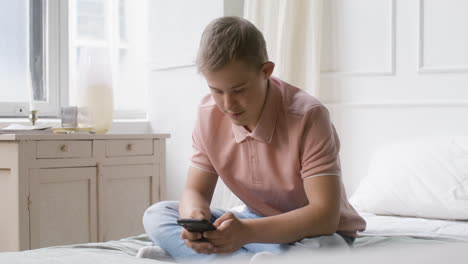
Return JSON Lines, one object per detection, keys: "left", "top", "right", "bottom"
{"left": 139, "top": 16, "right": 366, "bottom": 262}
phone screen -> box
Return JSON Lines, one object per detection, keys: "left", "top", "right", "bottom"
{"left": 177, "top": 218, "right": 216, "bottom": 233}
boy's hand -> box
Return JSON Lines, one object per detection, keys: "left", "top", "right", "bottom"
{"left": 180, "top": 208, "right": 216, "bottom": 254}
{"left": 203, "top": 212, "right": 250, "bottom": 254}
{"left": 181, "top": 231, "right": 216, "bottom": 254}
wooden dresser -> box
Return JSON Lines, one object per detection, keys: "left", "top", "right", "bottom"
{"left": 0, "top": 133, "right": 169, "bottom": 252}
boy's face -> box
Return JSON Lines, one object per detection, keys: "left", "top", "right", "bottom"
{"left": 203, "top": 60, "right": 274, "bottom": 132}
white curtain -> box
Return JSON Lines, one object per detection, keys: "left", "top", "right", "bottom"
{"left": 244, "top": 0, "right": 323, "bottom": 96}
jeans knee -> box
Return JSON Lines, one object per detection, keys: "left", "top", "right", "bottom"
{"left": 143, "top": 201, "right": 179, "bottom": 237}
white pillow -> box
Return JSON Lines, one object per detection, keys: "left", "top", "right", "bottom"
{"left": 350, "top": 137, "right": 468, "bottom": 220}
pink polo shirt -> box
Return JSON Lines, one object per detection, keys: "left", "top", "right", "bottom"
{"left": 191, "top": 77, "right": 366, "bottom": 237}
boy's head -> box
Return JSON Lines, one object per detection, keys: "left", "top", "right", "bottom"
{"left": 196, "top": 16, "right": 268, "bottom": 73}
{"left": 197, "top": 16, "right": 275, "bottom": 132}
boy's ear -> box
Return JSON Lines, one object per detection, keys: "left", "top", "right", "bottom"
{"left": 262, "top": 61, "right": 275, "bottom": 79}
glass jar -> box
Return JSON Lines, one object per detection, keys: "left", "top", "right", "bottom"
{"left": 76, "top": 47, "right": 114, "bottom": 134}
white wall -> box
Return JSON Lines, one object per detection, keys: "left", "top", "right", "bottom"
{"left": 321, "top": 0, "right": 468, "bottom": 195}
{"left": 147, "top": 0, "right": 244, "bottom": 203}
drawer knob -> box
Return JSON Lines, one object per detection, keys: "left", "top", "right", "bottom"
{"left": 126, "top": 143, "right": 133, "bottom": 151}
{"left": 60, "top": 144, "right": 69, "bottom": 152}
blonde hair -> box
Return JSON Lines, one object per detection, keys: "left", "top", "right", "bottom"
{"left": 196, "top": 16, "right": 268, "bottom": 73}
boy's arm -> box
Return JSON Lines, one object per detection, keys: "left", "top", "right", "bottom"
{"left": 179, "top": 166, "right": 218, "bottom": 220}
{"left": 242, "top": 175, "right": 341, "bottom": 244}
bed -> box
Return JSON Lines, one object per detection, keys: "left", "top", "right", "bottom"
{"left": 1, "top": 137, "right": 467, "bottom": 263}
{"left": 1, "top": 212, "right": 467, "bottom": 264}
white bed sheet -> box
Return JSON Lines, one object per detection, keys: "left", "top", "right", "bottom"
{"left": 358, "top": 212, "right": 468, "bottom": 242}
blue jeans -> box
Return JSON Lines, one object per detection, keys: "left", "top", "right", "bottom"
{"left": 143, "top": 201, "right": 352, "bottom": 262}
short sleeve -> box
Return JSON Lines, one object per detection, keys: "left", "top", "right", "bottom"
{"left": 190, "top": 110, "right": 217, "bottom": 174}
{"left": 300, "top": 105, "right": 341, "bottom": 180}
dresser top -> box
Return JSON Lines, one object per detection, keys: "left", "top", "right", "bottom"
{"left": 0, "top": 133, "right": 170, "bottom": 141}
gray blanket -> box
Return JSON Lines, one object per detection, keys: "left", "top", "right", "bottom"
{"left": 0, "top": 234, "right": 171, "bottom": 264}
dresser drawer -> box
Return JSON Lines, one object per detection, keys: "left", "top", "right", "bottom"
{"left": 36, "top": 140, "right": 93, "bottom": 159}
{"left": 105, "top": 139, "right": 154, "bottom": 157}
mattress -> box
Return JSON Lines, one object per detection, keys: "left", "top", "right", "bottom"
{"left": 1, "top": 213, "right": 467, "bottom": 263}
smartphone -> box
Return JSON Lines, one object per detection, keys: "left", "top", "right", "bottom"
{"left": 177, "top": 218, "right": 216, "bottom": 233}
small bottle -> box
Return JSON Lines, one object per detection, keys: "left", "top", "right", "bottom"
{"left": 76, "top": 47, "right": 114, "bottom": 133}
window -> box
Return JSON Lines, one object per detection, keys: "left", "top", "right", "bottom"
{"left": 0, "top": 0, "right": 147, "bottom": 118}
{"left": 0, "top": 0, "right": 59, "bottom": 117}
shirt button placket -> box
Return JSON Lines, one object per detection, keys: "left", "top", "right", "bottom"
{"left": 248, "top": 138, "right": 261, "bottom": 184}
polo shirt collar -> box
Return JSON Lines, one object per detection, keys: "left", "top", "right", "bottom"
{"left": 232, "top": 78, "right": 279, "bottom": 144}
